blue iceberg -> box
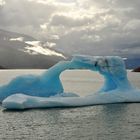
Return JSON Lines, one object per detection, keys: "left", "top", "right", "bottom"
{"left": 1, "top": 55, "right": 140, "bottom": 109}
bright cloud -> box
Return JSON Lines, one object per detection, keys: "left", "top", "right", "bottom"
{"left": 0, "top": 0, "right": 5, "bottom": 6}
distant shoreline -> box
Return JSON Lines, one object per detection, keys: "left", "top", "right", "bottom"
{"left": 132, "top": 67, "right": 140, "bottom": 72}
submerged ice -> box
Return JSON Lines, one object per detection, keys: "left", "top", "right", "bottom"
{"left": 1, "top": 55, "right": 140, "bottom": 109}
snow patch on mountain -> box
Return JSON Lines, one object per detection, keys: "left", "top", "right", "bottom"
{"left": 25, "top": 41, "right": 66, "bottom": 58}
{"left": 9, "top": 37, "right": 24, "bottom": 42}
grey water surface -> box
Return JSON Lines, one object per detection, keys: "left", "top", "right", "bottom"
{"left": 0, "top": 70, "right": 140, "bottom": 140}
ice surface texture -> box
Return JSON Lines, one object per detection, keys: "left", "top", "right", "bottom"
{"left": 1, "top": 55, "right": 140, "bottom": 109}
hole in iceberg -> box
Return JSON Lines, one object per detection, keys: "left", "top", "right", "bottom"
{"left": 60, "top": 70, "right": 104, "bottom": 96}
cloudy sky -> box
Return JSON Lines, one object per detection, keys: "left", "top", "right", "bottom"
{"left": 0, "top": 0, "right": 140, "bottom": 56}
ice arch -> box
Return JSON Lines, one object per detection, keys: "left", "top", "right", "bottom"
{"left": 70, "top": 55, "right": 133, "bottom": 92}
{"left": 2, "top": 55, "right": 140, "bottom": 109}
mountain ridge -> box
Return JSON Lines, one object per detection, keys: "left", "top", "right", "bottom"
{"left": 0, "top": 29, "right": 66, "bottom": 69}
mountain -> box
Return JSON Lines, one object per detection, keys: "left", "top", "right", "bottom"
{"left": 0, "top": 29, "right": 66, "bottom": 69}
{"left": 0, "top": 29, "right": 35, "bottom": 41}
{"left": 1, "top": 29, "right": 139, "bottom": 69}
{"left": 53, "top": 40, "right": 140, "bottom": 69}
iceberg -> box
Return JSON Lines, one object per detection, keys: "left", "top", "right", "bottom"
{"left": 1, "top": 55, "right": 140, "bottom": 109}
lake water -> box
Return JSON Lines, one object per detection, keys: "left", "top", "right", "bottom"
{"left": 0, "top": 70, "right": 140, "bottom": 140}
